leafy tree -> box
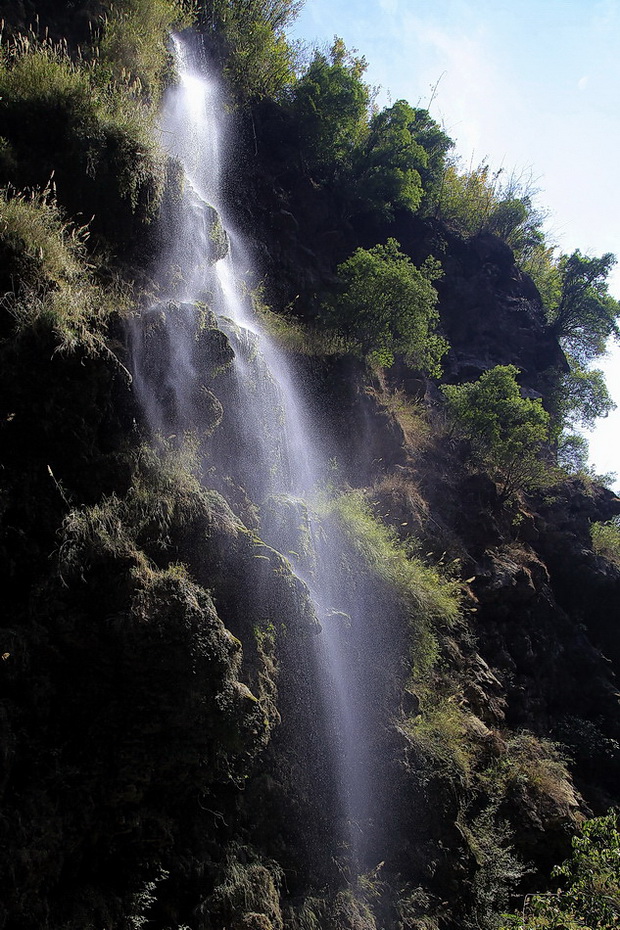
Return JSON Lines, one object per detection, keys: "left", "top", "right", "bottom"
{"left": 322, "top": 238, "right": 446, "bottom": 371}
{"left": 501, "top": 811, "right": 620, "bottom": 929}
{"left": 290, "top": 38, "right": 370, "bottom": 179}
{"left": 547, "top": 250, "right": 620, "bottom": 365}
{"left": 442, "top": 365, "right": 551, "bottom": 498}
{"left": 348, "top": 99, "right": 452, "bottom": 219}
{"left": 557, "top": 433, "right": 591, "bottom": 475}
{"left": 553, "top": 356, "right": 615, "bottom": 431}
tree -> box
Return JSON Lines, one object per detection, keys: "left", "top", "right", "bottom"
{"left": 553, "top": 356, "right": 615, "bottom": 431}
{"left": 348, "top": 99, "right": 452, "bottom": 218}
{"left": 290, "top": 38, "right": 370, "bottom": 179}
{"left": 322, "top": 238, "right": 446, "bottom": 371}
{"left": 547, "top": 250, "right": 620, "bottom": 365}
{"left": 442, "top": 365, "right": 551, "bottom": 498}
{"left": 501, "top": 811, "right": 620, "bottom": 930}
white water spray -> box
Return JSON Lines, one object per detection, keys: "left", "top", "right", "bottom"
{"left": 131, "top": 33, "right": 388, "bottom": 870}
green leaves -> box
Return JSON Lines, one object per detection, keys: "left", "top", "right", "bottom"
{"left": 322, "top": 237, "right": 446, "bottom": 372}
{"left": 442, "top": 365, "right": 551, "bottom": 497}
{"left": 548, "top": 250, "right": 620, "bottom": 365}
{"left": 290, "top": 38, "right": 370, "bottom": 177}
{"left": 501, "top": 812, "right": 620, "bottom": 929}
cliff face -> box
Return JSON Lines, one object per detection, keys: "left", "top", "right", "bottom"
{"left": 1, "top": 10, "right": 619, "bottom": 930}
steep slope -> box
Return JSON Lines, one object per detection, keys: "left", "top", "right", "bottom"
{"left": 0, "top": 5, "right": 619, "bottom": 930}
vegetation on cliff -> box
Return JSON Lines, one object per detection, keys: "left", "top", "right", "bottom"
{"left": 1, "top": 2, "right": 619, "bottom": 930}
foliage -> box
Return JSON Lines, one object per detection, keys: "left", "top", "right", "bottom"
{"left": 547, "top": 251, "right": 620, "bottom": 366}
{"left": 442, "top": 365, "right": 552, "bottom": 498}
{"left": 0, "top": 187, "right": 123, "bottom": 351}
{"left": 500, "top": 811, "right": 620, "bottom": 929}
{"left": 96, "top": 0, "right": 192, "bottom": 104}
{"left": 322, "top": 238, "right": 446, "bottom": 370}
{"left": 0, "top": 29, "right": 166, "bottom": 246}
{"left": 556, "top": 433, "right": 591, "bottom": 476}
{"left": 435, "top": 161, "right": 546, "bottom": 263}
{"left": 322, "top": 489, "right": 461, "bottom": 678}
{"left": 253, "top": 291, "right": 355, "bottom": 355}
{"left": 552, "top": 356, "right": 615, "bottom": 431}
{"left": 290, "top": 37, "right": 370, "bottom": 178}
{"left": 591, "top": 518, "right": 620, "bottom": 568}
{"left": 349, "top": 99, "right": 453, "bottom": 218}
{"left": 198, "top": 0, "right": 302, "bottom": 101}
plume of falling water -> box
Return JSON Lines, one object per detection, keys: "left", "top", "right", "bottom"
{"left": 129, "top": 32, "right": 392, "bottom": 873}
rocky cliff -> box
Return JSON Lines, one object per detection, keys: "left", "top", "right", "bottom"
{"left": 0, "top": 6, "right": 619, "bottom": 930}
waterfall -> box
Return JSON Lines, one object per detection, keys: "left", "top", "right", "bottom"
{"left": 129, "top": 33, "right": 388, "bottom": 874}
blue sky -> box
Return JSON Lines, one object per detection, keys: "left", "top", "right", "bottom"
{"left": 289, "top": 0, "right": 620, "bottom": 484}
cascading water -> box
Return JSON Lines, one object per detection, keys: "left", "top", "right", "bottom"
{"left": 130, "top": 33, "right": 391, "bottom": 873}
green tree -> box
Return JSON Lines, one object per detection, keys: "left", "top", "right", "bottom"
{"left": 553, "top": 356, "right": 615, "bottom": 431}
{"left": 348, "top": 99, "right": 452, "bottom": 218}
{"left": 290, "top": 38, "right": 370, "bottom": 179}
{"left": 547, "top": 250, "right": 620, "bottom": 365}
{"left": 322, "top": 238, "right": 446, "bottom": 371}
{"left": 501, "top": 811, "right": 620, "bottom": 930}
{"left": 442, "top": 365, "right": 551, "bottom": 498}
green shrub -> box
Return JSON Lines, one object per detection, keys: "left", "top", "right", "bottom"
{"left": 289, "top": 38, "right": 370, "bottom": 178}
{"left": 349, "top": 100, "right": 453, "bottom": 219}
{"left": 547, "top": 250, "right": 620, "bottom": 367}
{"left": 591, "top": 519, "right": 620, "bottom": 568}
{"left": 320, "top": 489, "right": 460, "bottom": 678}
{"left": 199, "top": 0, "right": 301, "bottom": 102}
{"left": 435, "top": 161, "right": 545, "bottom": 264}
{"left": 0, "top": 32, "right": 165, "bottom": 244}
{"left": 501, "top": 811, "right": 620, "bottom": 929}
{"left": 322, "top": 238, "right": 447, "bottom": 371}
{"left": 442, "top": 365, "right": 552, "bottom": 498}
{"left": 97, "top": 0, "right": 191, "bottom": 104}
{"left": 0, "top": 188, "right": 124, "bottom": 350}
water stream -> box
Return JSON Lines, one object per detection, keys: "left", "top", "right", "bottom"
{"left": 130, "top": 33, "right": 384, "bottom": 872}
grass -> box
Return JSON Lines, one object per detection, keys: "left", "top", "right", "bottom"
{"left": 254, "top": 292, "right": 355, "bottom": 356}
{"left": 97, "top": 0, "right": 192, "bottom": 104}
{"left": 0, "top": 29, "right": 166, "bottom": 230}
{"left": 317, "top": 488, "right": 461, "bottom": 679}
{"left": 0, "top": 187, "right": 127, "bottom": 351}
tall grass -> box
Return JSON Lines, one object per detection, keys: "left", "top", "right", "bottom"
{"left": 318, "top": 489, "right": 461, "bottom": 679}
{"left": 0, "top": 187, "right": 126, "bottom": 350}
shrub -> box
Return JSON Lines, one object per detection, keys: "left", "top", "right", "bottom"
{"left": 199, "top": 0, "right": 301, "bottom": 102}
{"left": 290, "top": 38, "right": 370, "bottom": 179}
{"left": 348, "top": 100, "right": 453, "bottom": 219}
{"left": 96, "top": 0, "right": 192, "bottom": 104}
{"left": 442, "top": 365, "right": 552, "bottom": 498}
{"left": 501, "top": 811, "right": 620, "bottom": 930}
{"left": 322, "top": 238, "right": 447, "bottom": 371}
{"left": 591, "top": 518, "right": 620, "bottom": 568}
{"left": 435, "top": 161, "right": 545, "bottom": 264}
{"left": 0, "top": 187, "right": 123, "bottom": 350}
{"left": 320, "top": 489, "right": 460, "bottom": 679}
{"left": 547, "top": 250, "right": 620, "bottom": 366}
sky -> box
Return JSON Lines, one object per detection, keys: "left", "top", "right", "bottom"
{"left": 288, "top": 0, "right": 620, "bottom": 486}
